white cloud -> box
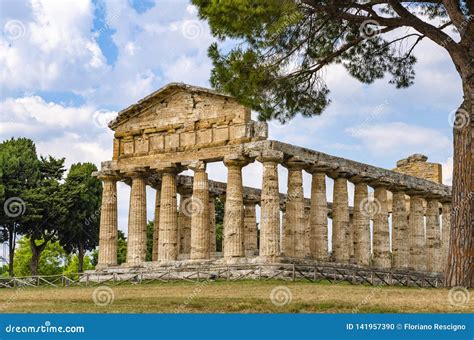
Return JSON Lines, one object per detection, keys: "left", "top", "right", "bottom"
{"left": 442, "top": 156, "right": 453, "bottom": 185}
{"left": 0, "top": 0, "right": 109, "bottom": 93}
{"left": 347, "top": 122, "right": 451, "bottom": 156}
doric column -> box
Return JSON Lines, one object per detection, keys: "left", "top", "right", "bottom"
{"left": 223, "top": 156, "right": 248, "bottom": 258}
{"left": 158, "top": 166, "right": 179, "bottom": 261}
{"left": 408, "top": 195, "right": 426, "bottom": 271}
{"left": 98, "top": 175, "right": 118, "bottom": 267}
{"left": 332, "top": 177, "right": 350, "bottom": 263}
{"left": 426, "top": 199, "right": 441, "bottom": 272}
{"left": 283, "top": 157, "right": 306, "bottom": 258}
{"left": 392, "top": 191, "right": 409, "bottom": 269}
{"left": 189, "top": 161, "right": 210, "bottom": 260}
{"left": 309, "top": 171, "right": 328, "bottom": 261}
{"left": 372, "top": 187, "right": 391, "bottom": 268}
{"left": 441, "top": 202, "right": 451, "bottom": 271}
{"left": 304, "top": 207, "right": 312, "bottom": 258}
{"left": 178, "top": 189, "right": 192, "bottom": 255}
{"left": 152, "top": 185, "right": 161, "bottom": 261}
{"left": 244, "top": 201, "right": 258, "bottom": 256}
{"left": 209, "top": 196, "right": 217, "bottom": 253}
{"left": 258, "top": 150, "right": 283, "bottom": 258}
{"left": 126, "top": 172, "right": 147, "bottom": 265}
{"left": 352, "top": 182, "right": 370, "bottom": 266}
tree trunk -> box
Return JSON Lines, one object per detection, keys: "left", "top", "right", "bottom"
{"left": 78, "top": 243, "right": 85, "bottom": 273}
{"left": 29, "top": 237, "right": 48, "bottom": 276}
{"left": 7, "top": 225, "right": 16, "bottom": 277}
{"left": 444, "top": 67, "right": 473, "bottom": 288}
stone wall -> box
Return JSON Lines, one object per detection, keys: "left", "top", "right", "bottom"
{"left": 393, "top": 154, "right": 442, "bottom": 184}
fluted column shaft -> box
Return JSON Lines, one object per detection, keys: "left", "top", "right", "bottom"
{"left": 178, "top": 191, "right": 192, "bottom": 254}
{"left": 310, "top": 172, "right": 328, "bottom": 260}
{"left": 409, "top": 196, "right": 426, "bottom": 271}
{"left": 259, "top": 152, "right": 283, "bottom": 258}
{"left": 392, "top": 191, "right": 408, "bottom": 269}
{"left": 426, "top": 199, "right": 441, "bottom": 272}
{"left": 304, "top": 208, "right": 312, "bottom": 258}
{"left": 353, "top": 182, "right": 370, "bottom": 266}
{"left": 152, "top": 187, "right": 161, "bottom": 261}
{"left": 441, "top": 203, "right": 451, "bottom": 271}
{"left": 332, "top": 177, "right": 350, "bottom": 263}
{"left": 284, "top": 161, "right": 305, "bottom": 258}
{"left": 158, "top": 168, "right": 179, "bottom": 261}
{"left": 372, "top": 187, "right": 391, "bottom": 268}
{"left": 244, "top": 203, "right": 258, "bottom": 255}
{"left": 209, "top": 198, "right": 217, "bottom": 253}
{"left": 223, "top": 158, "right": 247, "bottom": 258}
{"left": 190, "top": 164, "right": 210, "bottom": 260}
{"left": 127, "top": 174, "right": 147, "bottom": 264}
{"left": 98, "top": 176, "right": 118, "bottom": 266}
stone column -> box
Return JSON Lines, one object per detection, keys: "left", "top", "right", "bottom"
{"left": 223, "top": 156, "right": 247, "bottom": 258}
{"left": 98, "top": 175, "right": 118, "bottom": 267}
{"left": 309, "top": 171, "right": 328, "bottom": 261}
{"left": 332, "top": 177, "right": 350, "bottom": 263}
{"left": 190, "top": 161, "right": 210, "bottom": 260}
{"left": 392, "top": 191, "right": 408, "bottom": 269}
{"left": 244, "top": 202, "right": 258, "bottom": 256}
{"left": 152, "top": 186, "right": 161, "bottom": 261}
{"left": 283, "top": 157, "right": 306, "bottom": 258}
{"left": 352, "top": 182, "right": 370, "bottom": 266}
{"left": 372, "top": 187, "right": 391, "bottom": 268}
{"left": 426, "top": 199, "right": 441, "bottom": 272}
{"left": 158, "top": 167, "right": 179, "bottom": 261}
{"left": 126, "top": 173, "right": 147, "bottom": 264}
{"left": 258, "top": 151, "right": 283, "bottom": 258}
{"left": 304, "top": 207, "right": 312, "bottom": 258}
{"left": 178, "top": 190, "right": 192, "bottom": 255}
{"left": 408, "top": 195, "right": 426, "bottom": 271}
{"left": 209, "top": 196, "right": 217, "bottom": 253}
{"left": 441, "top": 202, "right": 451, "bottom": 271}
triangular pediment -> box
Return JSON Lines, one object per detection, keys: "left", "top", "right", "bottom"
{"left": 110, "top": 83, "right": 250, "bottom": 133}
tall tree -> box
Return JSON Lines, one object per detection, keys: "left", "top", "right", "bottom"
{"left": 59, "top": 163, "right": 102, "bottom": 273}
{"left": 193, "top": 0, "right": 473, "bottom": 287}
{"left": 19, "top": 156, "right": 68, "bottom": 276}
{"left": 0, "top": 138, "right": 41, "bottom": 276}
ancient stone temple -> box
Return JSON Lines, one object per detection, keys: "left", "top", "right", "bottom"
{"left": 94, "top": 83, "right": 452, "bottom": 276}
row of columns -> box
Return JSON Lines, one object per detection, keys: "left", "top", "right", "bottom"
{"left": 98, "top": 155, "right": 451, "bottom": 273}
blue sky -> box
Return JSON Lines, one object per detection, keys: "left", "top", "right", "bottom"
{"left": 0, "top": 0, "right": 458, "bottom": 233}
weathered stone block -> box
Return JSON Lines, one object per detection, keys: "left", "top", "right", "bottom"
{"left": 165, "top": 134, "right": 179, "bottom": 150}
{"left": 196, "top": 129, "right": 212, "bottom": 145}
{"left": 213, "top": 126, "right": 229, "bottom": 143}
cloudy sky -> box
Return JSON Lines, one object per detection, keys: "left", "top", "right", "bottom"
{"left": 0, "top": 0, "right": 458, "bottom": 234}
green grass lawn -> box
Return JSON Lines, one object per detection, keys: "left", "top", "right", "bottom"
{"left": 0, "top": 280, "right": 471, "bottom": 313}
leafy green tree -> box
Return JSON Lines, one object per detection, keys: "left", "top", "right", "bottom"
{"left": 63, "top": 254, "right": 95, "bottom": 275}
{"left": 0, "top": 138, "right": 41, "bottom": 276}
{"left": 19, "top": 156, "right": 69, "bottom": 276}
{"left": 13, "top": 236, "right": 67, "bottom": 277}
{"left": 117, "top": 230, "right": 127, "bottom": 265}
{"left": 59, "top": 163, "right": 102, "bottom": 273}
{"left": 146, "top": 221, "right": 154, "bottom": 261}
{"left": 193, "top": 0, "right": 473, "bottom": 287}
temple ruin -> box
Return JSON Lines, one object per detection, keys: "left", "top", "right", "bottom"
{"left": 93, "top": 83, "right": 452, "bottom": 281}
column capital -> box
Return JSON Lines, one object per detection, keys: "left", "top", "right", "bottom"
{"left": 223, "top": 154, "right": 249, "bottom": 168}
{"left": 256, "top": 150, "right": 284, "bottom": 164}
{"left": 186, "top": 160, "right": 206, "bottom": 172}
{"left": 284, "top": 156, "right": 306, "bottom": 170}
{"left": 123, "top": 169, "right": 147, "bottom": 179}
{"left": 97, "top": 174, "right": 120, "bottom": 182}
